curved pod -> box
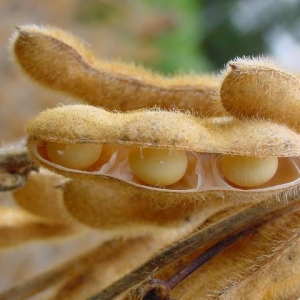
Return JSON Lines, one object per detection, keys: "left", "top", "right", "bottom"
{"left": 27, "top": 105, "right": 300, "bottom": 197}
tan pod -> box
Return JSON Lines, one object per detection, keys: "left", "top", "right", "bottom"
{"left": 12, "top": 24, "right": 227, "bottom": 116}
{"left": 26, "top": 106, "right": 300, "bottom": 228}
{"left": 221, "top": 58, "right": 300, "bottom": 132}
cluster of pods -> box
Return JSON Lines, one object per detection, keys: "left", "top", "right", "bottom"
{"left": 5, "top": 24, "right": 300, "bottom": 300}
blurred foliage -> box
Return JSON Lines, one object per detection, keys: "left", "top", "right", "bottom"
{"left": 147, "top": 0, "right": 300, "bottom": 73}
{"left": 76, "top": 1, "right": 120, "bottom": 23}
{"left": 201, "top": 0, "right": 300, "bottom": 71}
{"left": 74, "top": 0, "right": 212, "bottom": 74}
{"left": 143, "top": 0, "right": 211, "bottom": 74}
{"left": 73, "top": 0, "right": 300, "bottom": 74}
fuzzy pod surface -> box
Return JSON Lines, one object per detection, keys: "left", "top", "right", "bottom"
{"left": 12, "top": 24, "right": 226, "bottom": 116}
{"left": 221, "top": 58, "right": 300, "bottom": 132}
{"left": 26, "top": 105, "right": 300, "bottom": 213}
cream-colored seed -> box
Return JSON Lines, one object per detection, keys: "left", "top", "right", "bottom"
{"left": 46, "top": 142, "right": 102, "bottom": 170}
{"left": 128, "top": 147, "right": 188, "bottom": 187}
{"left": 220, "top": 155, "right": 278, "bottom": 188}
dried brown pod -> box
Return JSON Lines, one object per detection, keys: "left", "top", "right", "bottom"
{"left": 63, "top": 179, "right": 235, "bottom": 229}
{"left": 12, "top": 24, "right": 227, "bottom": 116}
{"left": 221, "top": 58, "right": 300, "bottom": 132}
{"left": 217, "top": 230, "right": 300, "bottom": 300}
{"left": 13, "top": 172, "right": 72, "bottom": 223}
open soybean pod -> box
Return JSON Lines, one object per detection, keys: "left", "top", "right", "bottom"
{"left": 12, "top": 25, "right": 227, "bottom": 117}
{"left": 26, "top": 105, "right": 300, "bottom": 229}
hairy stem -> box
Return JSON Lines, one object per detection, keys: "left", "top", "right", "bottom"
{"left": 88, "top": 193, "right": 300, "bottom": 300}
{"left": 165, "top": 205, "right": 296, "bottom": 291}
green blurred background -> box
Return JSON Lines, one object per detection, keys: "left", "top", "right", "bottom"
{"left": 73, "top": 0, "right": 300, "bottom": 74}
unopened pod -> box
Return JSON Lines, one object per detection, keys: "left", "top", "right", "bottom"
{"left": 221, "top": 58, "right": 300, "bottom": 132}
{"left": 26, "top": 105, "right": 300, "bottom": 229}
{"left": 12, "top": 25, "right": 226, "bottom": 117}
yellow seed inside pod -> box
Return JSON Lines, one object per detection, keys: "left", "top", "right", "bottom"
{"left": 128, "top": 147, "right": 188, "bottom": 187}
{"left": 46, "top": 142, "right": 102, "bottom": 170}
{"left": 220, "top": 155, "right": 278, "bottom": 188}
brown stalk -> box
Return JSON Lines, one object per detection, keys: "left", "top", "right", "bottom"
{"left": 137, "top": 203, "right": 299, "bottom": 300}
{"left": 88, "top": 193, "right": 300, "bottom": 300}
{"left": 165, "top": 219, "right": 269, "bottom": 290}
{"left": 0, "top": 144, "right": 37, "bottom": 191}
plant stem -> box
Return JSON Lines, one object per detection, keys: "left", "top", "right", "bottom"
{"left": 88, "top": 193, "right": 300, "bottom": 300}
